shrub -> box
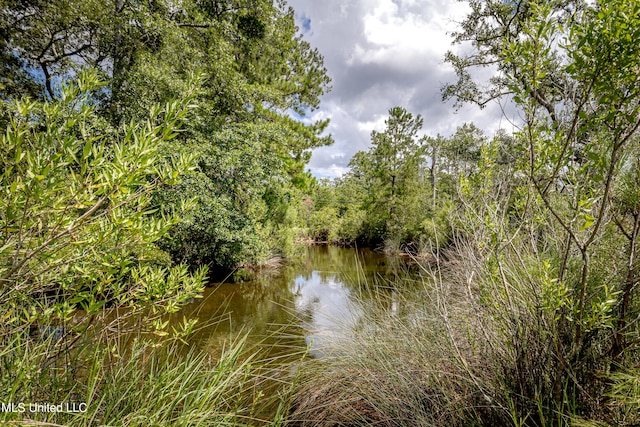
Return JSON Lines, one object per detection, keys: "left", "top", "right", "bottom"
{"left": 0, "top": 70, "right": 206, "bottom": 348}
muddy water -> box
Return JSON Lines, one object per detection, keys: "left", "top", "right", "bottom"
{"left": 174, "top": 245, "right": 422, "bottom": 359}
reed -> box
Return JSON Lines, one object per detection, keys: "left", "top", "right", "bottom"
{"left": 288, "top": 253, "right": 494, "bottom": 426}
{"left": 288, "top": 237, "right": 618, "bottom": 426}
{"left": 0, "top": 330, "right": 297, "bottom": 426}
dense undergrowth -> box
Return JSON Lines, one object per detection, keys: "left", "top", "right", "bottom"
{"left": 289, "top": 237, "right": 640, "bottom": 427}
{"left": 2, "top": 0, "right": 640, "bottom": 425}
{"left": 0, "top": 73, "right": 300, "bottom": 426}
{"left": 291, "top": 1, "right": 640, "bottom": 424}
{"left": 0, "top": 330, "right": 298, "bottom": 426}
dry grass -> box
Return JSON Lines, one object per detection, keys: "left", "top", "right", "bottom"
{"left": 287, "top": 242, "right": 508, "bottom": 426}
{"left": 286, "top": 236, "right": 611, "bottom": 426}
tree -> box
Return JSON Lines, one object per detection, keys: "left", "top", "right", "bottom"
{"left": 1, "top": 0, "right": 333, "bottom": 268}
{"left": 370, "top": 107, "right": 424, "bottom": 204}
{"left": 346, "top": 107, "right": 427, "bottom": 246}
{"left": 443, "top": 0, "right": 585, "bottom": 112}
{"left": 445, "top": 122, "right": 484, "bottom": 176}
{"left": 423, "top": 134, "right": 446, "bottom": 207}
{"left": 445, "top": 0, "right": 640, "bottom": 422}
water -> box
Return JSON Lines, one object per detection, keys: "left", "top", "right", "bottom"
{"left": 174, "top": 245, "right": 422, "bottom": 359}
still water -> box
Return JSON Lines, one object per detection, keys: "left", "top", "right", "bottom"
{"left": 175, "top": 245, "right": 423, "bottom": 359}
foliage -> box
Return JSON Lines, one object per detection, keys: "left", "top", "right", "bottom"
{"left": 0, "top": 1, "right": 328, "bottom": 425}
{"left": 290, "top": 265, "right": 504, "bottom": 427}
{"left": 0, "top": 71, "right": 205, "bottom": 338}
{"left": 356, "top": 107, "right": 426, "bottom": 244}
{"left": 301, "top": 108, "right": 486, "bottom": 254}
{"left": 0, "top": 69, "right": 302, "bottom": 417}
{"left": 295, "top": 0, "right": 640, "bottom": 424}
{"left": 3, "top": 0, "right": 640, "bottom": 424}
{"left": 1, "top": 0, "right": 333, "bottom": 269}
{"left": 156, "top": 122, "right": 284, "bottom": 268}
{"left": 442, "top": 0, "right": 640, "bottom": 424}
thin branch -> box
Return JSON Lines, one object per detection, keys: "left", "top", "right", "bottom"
{"left": 177, "top": 22, "right": 214, "bottom": 28}
{"left": 40, "top": 60, "right": 55, "bottom": 99}
{"left": 4, "top": 190, "right": 114, "bottom": 280}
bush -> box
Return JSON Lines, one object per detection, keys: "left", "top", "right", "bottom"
{"left": 307, "top": 207, "right": 339, "bottom": 241}
{"left": 337, "top": 208, "right": 366, "bottom": 243}
{"left": 0, "top": 70, "right": 206, "bottom": 355}
{"left": 289, "top": 259, "right": 500, "bottom": 426}
{"left": 289, "top": 234, "right": 638, "bottom": 426}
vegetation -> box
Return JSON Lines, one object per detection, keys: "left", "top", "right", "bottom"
{"left": 2, "top": 0, "right": 640, "bottom": 425}
{"left": 302, "top": 111, "right": 485, "bottom": 253}
{"left": 1, "top": 0, "right": 331, "bottom": 270}
{"left": 1, "top": 331, "right": 298, "bottom": 426}
{"left": 294, "top": 0, "right": 640, "bottom": 426}
{"left": 1, "top": 0, "right": 325, "bottom": 423}
{"left": 0, "top": 72, "right": 302, "bottom": 422}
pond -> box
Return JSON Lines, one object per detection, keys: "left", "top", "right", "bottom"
{"left": 174, "top": 245, "right": 426, "bottom": 360}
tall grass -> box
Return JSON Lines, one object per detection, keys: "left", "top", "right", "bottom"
{"left": 289, "top": 246, "right": 501, "bottom": 426}
{"left": 288, "top": 236, "right": 634, "bottom": 426}
{"left": 0, "top": 329, "right": 299, "bottom": 426}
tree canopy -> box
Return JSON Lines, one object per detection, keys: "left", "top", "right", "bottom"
{"left": 1, "top": 0, "right": 333, "bottom": 269}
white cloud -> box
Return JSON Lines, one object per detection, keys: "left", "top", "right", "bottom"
{"left": 357, "top": 114, "right": 387, "bottom": 133}
{"left": 287, "top": 0, "right": 508, "bottom": 178}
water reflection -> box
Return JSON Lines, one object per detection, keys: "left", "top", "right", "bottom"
{"left": 174, "top": 245, "right": 421, "bottom": 359}
{"left": 293, "top": 271, "right": 362, "bottom": 357}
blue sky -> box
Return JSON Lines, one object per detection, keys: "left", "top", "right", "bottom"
{"left": 287, "top": 0, "right": 518, "bottom": 178}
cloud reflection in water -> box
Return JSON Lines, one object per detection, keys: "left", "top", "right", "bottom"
{"left": 292, "top": 271, "right": 362, "bottom": 358}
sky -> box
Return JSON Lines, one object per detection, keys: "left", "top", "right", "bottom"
{"left": 286, "top": 0, "right": 519, "bottom": 178}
